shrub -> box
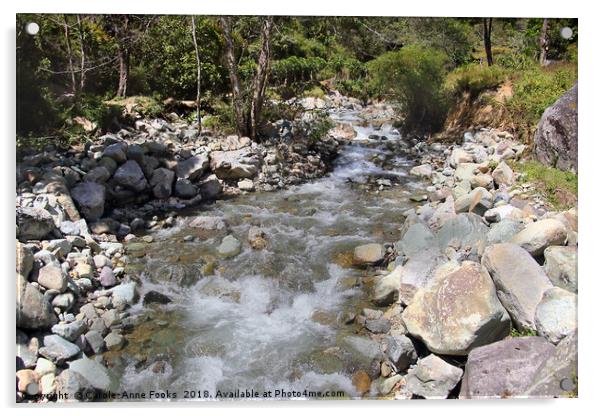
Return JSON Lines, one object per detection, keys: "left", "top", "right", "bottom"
{"left": 445, "top": 64, "right": 507, "bottom": 97}
{"left": 512, "top": 160, "right": 577, "bottom": 209}
{"left": 367, "top": 45, "right": 450, "bottom": 134}
{"left": 503, "top": 63, "right": 577, "bottom": 137}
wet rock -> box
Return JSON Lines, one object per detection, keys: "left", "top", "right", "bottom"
{"left": 189, "top": 215, "right": 225, "bottom": 231}
{"left": 69, "top": 357, "right": 119, "bottom": 392}
{"left": 402, "top": 262, "right": 511, "bottom": 355}
{"left": 37, "top": 263, "right": 67, "bottom": 292}
{"left": 150, "top": 168, "right": 175, "bottom": 199}
{"left": 510, "top": 219, "right": 568, "bottom": 257}
{"left": 17, "top": 207, "right": 56, "bottom": 240}
{"left": 482, "top": 243, "right": 553, "bottom": 331}
{"left": 543, "top": 246, "right": 577, "bottom": 293}
{"left": 353, "top": 243, "right": 384, "bottom": 265}
{"left": 460, "top": 336, "right": 556, "bottom": 398}
{"left": 248, "top": 226, "right": 268, "bottom": 250}
{"left": 524, "top": 329, "right": 578, "bottom": 397}
{"left": 104, "top": 331, "right": 125, "bottom": 351}
{"left": 534, "top": 83, "right": 578, "bottom": 172}
{"left": 111, "top": 282, "right": 139, "bottom": 308}
{"left": 535, "top": 287, "right": 577, "bottom": 344}
{"left": 176, "top": 154, "right": 209, "bottom": 180}
{"left": 405, "top": 354, "right": 463, "bottom": 399}
{"left": 217, "top": 235, "right": 242, "bottom": 258}
{"left": 39, "top": 335, "right": 81, "bottom": 364}
{"left": 237, "top": 178, "right": 255, "bottom": 191}
{"left": 351, "top": 370, "right": 371, "bottom": 395}
{"left": 210, "top": 148, "right": 261, "bottom": 179}
{"left": 113, "top": 160, "right": 148, "bottom": 192}
{"left": 143, "top": 290, "right": 173, "bottom": 305}
{"left": 71, "top": 182, "right": 106, "bottom": 221}
{"left": 398, "top": 222, "right": 436, "bottom": 258}
{"left": 149, "top": 264, "right": 202, "bottom": 287}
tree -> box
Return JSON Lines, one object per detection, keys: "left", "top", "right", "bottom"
{"left": 191, "top": 16, "right": 202, "bottom": 134}
{"left": 539, "top": 18, "right": 549, "bottom": 66}
{"left": 220, "top": 16, "right": 274, "bottom": 140}
{"left": 483, "top": 18, "right": 494, "bottom": 66}
{"left": 62, "top": 15, "right": 77, "bottom": 94}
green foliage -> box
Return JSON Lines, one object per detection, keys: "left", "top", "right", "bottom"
{"left": 303, "top": 111, "right": 335, "bottom": 143}
{"left": 512, "top": 160, "right": 578, "bottom": 209}
{"left": 510, "top": 327, "right": 537, "bottom": 337}
{"left": 503, "top": 63, "right": 577, "bottom": 134}
{"left": 445, "top": 64, "right": 507, "bottom": 97}
{"left": 368, "top": 45, "right": 450, "bottom": 133}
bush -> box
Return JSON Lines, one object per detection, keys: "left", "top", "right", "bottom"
{"left": 503, "top": 63, "right": 577, "bottom": 137}
{"left": 512, "top": 160, "right": 577, "bottom": 209}
{"left": 367, "top": 45, "right": 450, "bottom": 134}
{"left": 445, "top": 64, "right": 507, "bottom": 97}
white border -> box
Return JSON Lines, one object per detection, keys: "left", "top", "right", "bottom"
{"left": 2, "top": 1, "right": 600, "bottom": 415}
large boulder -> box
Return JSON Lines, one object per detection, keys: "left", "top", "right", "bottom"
{"left": 402, "top": 261, "right": 511, "bottom": 355}
{"left": 175, "top": 154, "right": 210, "bottom": 180}
{"left": 17, "top": 207, "right": 56, "bottom": 241}
{"left": 37, "top": 263, "right": 68, "bottom": 292}
{"left": 510, "top": 219, "right": 568, "bottom": 257}
{"left": 534, "top": 287, "right": 577, "bottom": 344}
{"left": 533, "top": 84, "right": 578, "bottom": 172}
{"left": 405, "top": 354, "right": 463, "bottom": 399}
{"left": 102, "top": 142, "right": 127, "bottom": 163}
{"left": 70, "top": 181, "right": 106, "bottom": 221}
{"left": 543, "top": 246, "right": 577, "bottom": 293}
{"left": 150, "top": 168, "right": 175, "bottom": 199}
{"left": 482, "top": 243, "right": 553, "bottom": 331}
{"left": 16, "top": 274, "right": 57, "bottom": 329}
{"left": 524, "top": 329, "right": 578, "bottom": 398}
{"left": 460, "top": 337, "right": 556, "bottom": 398}
{"left": 454, "top": 187, "right": 493, "bottom": 216}
{"left": 199, "top": 174, "right": 223, "bottom": 199}
{"left": 210, "top": 148, "right": 261, "bottom": 179}
{"left": 113, "top": 160, "right": 148, "bottom": 192}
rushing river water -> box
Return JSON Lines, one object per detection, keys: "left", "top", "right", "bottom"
{"left": 116, "top": 110, "right": 426, "bottom": 400}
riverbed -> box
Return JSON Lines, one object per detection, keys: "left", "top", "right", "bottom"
{"left": 115, "top": 109, "right": 427, "bottom": 400}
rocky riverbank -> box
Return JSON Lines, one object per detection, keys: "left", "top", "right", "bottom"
{"left": 348, "top": 128, "right": 577, "bottom": 398}
{"left": 15, "top": 93, "right": 577, "bottom": 401}
{"left": 15, "top": 93, "right": 396, "bottom": 402}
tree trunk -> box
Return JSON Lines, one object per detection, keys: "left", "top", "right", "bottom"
{"left": 63, "top": 15, "right": 77, "bottom": 94}
{"left": 539, "top": 18, "right": 549, "bottom": 66}
{"left": 220, "top": 16, "right": 247, "bottom": 137}
{"left": 249, "top": 17, "right": 274, "bottom": 140}
{"left": 483, "top": 18, "right": 494, "bottom": 66}
{"left": 76, "top": 15, "right": 87, "bottom": 92}
{"left": 116, "top": 45, "right": 129, "bottom": 97}
{"left": 191, "top": 16, "right": 202, "bottom": 135}
{"left": 115, "top": 15, "right": 130, "bottom": 97}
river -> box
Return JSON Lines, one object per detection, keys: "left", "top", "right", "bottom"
{"left": 114, "top": 109, "right": 426, "bottom": 400}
